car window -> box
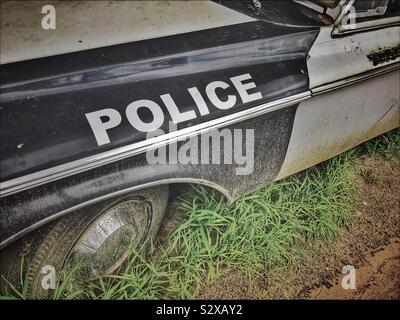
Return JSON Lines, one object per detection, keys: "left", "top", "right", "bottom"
{"left": 335, "top": 0, "right": 400, "bottom": 35}
{"left": 309, "top": 0, "right": 341, "bottom": 9}
{"left": 352, "top": 0, "right": 400, "bottom": 22}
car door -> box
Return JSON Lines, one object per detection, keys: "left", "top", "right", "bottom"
{"left": 277, "top": 0, "right": 400, "bottom": 179}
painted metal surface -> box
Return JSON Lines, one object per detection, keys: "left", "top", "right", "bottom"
{"left": 0, "top": 107, "right": 297, "bottom": 248}
{"left": 2, "top": 61, "right": 399, "bottom": 248}
{"left": 277, "top": 13, "right": 400, "bottom": 180}
{"left": 0, "top": 22, "right": 318, "bottom": 192}
{"left": 217, "top": 0, "right": 331, "bottom": 27}
{"left": 0, "top": 92, "right": 310, "bottom": 197}
{"left": 276, "top": 69, "right": 400, "bottom": 180}
{"left": 0, "top": 0, "right": 255, "bottom": 64}
{"left": 308, "top": 25, "right": 400, "bottom": 88}
{"left": 1, "top": 0, "right": 399, "bottom": 249}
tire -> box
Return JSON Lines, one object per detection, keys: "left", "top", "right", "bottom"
{"left": 0, "top": 185, "right": 169, "bottom": 299}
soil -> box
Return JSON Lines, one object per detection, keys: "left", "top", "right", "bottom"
{"left": 309, "top": 238, "right": 399, "bottom": 299}
{"left": 167, "top": 156, "right": 400, "bottom": 299}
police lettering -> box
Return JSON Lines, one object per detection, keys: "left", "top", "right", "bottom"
{"left": 85, "top": 73, "right": 262, "bottom": 146}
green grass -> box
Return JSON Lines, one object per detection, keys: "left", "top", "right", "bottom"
{"left": 2, "top": 128, "right": 399, "bottom": 299}
{"left": 360, "top": 128, "right": 400, "bottom": 165}
{"left": 75, "top": 141, "right": 359, "bottom": 299}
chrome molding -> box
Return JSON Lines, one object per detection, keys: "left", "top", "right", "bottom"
{"left": 333, "top": 0, "right": 400, "bottom": 36}
{"left": 333, "top": 16, "right": 400, "bottom": 36}
{"left": 312, "top": 62, "right": 400, "bottom": 95}
{"left": 0, "top": 92, "right": 311, "bottom": 197}
{"left": 1, "top": 62, "right": 399, "bottom": 197}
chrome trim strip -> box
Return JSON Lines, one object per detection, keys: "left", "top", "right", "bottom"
{"left": 333, "top": 0, "right": 355, "bottom": 27}
{"left": 333, "top": 0, "right": 400, "bottom": 36}
{"left": 0, "top": 92, "right": 311, "bottom": 197}
{"left": 311, "top": 62, "right": 400, "bottom": 95}
{"left": 2, "top": 62, "right": 399, "bottom": 197}
{"left": 334, "top": 17, "right": 400, "bottom": 36}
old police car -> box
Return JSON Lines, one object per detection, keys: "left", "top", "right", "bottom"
{"left": 0, "top": 0, "right": 399, "bottom": 297}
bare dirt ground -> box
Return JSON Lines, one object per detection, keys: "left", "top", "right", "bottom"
{"left": 309, "top": 238, "right": 399, "bottom": 299}
{"left": 194, "top": 156, "right": 400, "bottom": 299}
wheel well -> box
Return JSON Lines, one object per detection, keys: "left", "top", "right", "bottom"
{"left": 0, "top": 178, "right": 232, "bottom": 250}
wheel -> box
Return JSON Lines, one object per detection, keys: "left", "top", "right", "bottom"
{"left": 0, "top": 185, "right": 168, "bottom": 299}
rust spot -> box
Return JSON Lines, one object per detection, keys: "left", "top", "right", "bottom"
{"left": 367, "top": 45, "right": 400, "bottom": 66}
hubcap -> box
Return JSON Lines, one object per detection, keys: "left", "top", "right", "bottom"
{"left": 66, "top": 199, "right": 149, "bottom": 280}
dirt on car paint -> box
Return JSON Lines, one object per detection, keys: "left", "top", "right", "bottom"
{"left": 193, "top": 155, "right": 400, "bottom": 299}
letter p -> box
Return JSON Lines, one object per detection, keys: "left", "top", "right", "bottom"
{"left": 85, "top": 108, "right": 122, "bottom": 146}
